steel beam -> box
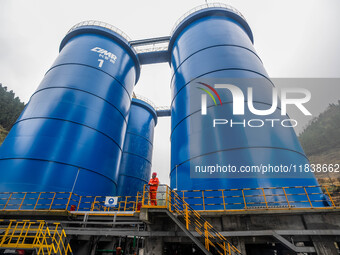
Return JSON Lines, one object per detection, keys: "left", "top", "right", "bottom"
{"left": 130, "top": 36, "right": 170, "bottom": 46}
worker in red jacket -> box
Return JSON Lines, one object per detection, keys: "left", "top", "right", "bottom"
{"left": 148, "top": 172, "right": 159, "bottom": 206}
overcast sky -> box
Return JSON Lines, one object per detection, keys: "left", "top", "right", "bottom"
{"left": 1, "top": 0, "right": 339, "bottom": 185}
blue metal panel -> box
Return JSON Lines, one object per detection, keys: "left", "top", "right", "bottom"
{"left": 117, "top": 98, "right": 157, "bottom": 197}
{"left": 0, "top": 24, "right": 140, "bottom": 196}
{"left": 169, "top": 7, "right": 323, "bottom": 208}
{"left": 170, "top": 15, "right": 255, "bottom": 74}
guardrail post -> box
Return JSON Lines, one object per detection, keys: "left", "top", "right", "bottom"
{"left": 169, "top": 188, "right": 172, "bottom": 212}
{"left": 304, "top": 187, "right": 313, "bottom": 208}
{"left": 34, "top": 192, "right": 42, "bottom": 210}
{"left": 142, "top": 185, "right": 146, "bottom": 206}
{"left": 204, "top": 222, "right": 209, "bottom": 251}
{"left": 4, "top": 193, "right": 12, "bottom": 210}
{"left": 77, "top": 196, "right": 82, "bottom": 211}
{"left": 49, "top": 193, "right": 56, "bottom": 210}
{"left": 221, "top": 190, "right": 226, "bottom": 211}
{"left": 202, "top": 191, "right": 205, "bottom": 211}
{"left": 242, "top": 190, "right": 247, "bottom": 209}
{"left": 135, "top": 192, "right": 140, "bottom": 211}
{"left": 124, "top": 196, "right": 128, "bottom": 211}
{"left": 185, "top": 203, "right": 189, "bottom": 230}
{"left": 323, "top": 186, "right": 336, "bottom": 207}
{"left": 19, "top": 192, "right": 27, "bottom": 210}
{"left": 65, "top": 192, "right": 72, "bottom": 210}
{"left": 282, "top": 187, "right": 291, "bottom": 208}
{"left": 262, "top": 188, "right": 268, "bottom": 208}
{"left": 91, "top": 196, "right": 98, "bottom": 211}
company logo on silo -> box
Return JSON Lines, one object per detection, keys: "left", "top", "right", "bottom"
{"left": 91, "top": 47, "right": 117, "bottom": 65}
{"left": 197, "top": 82, "right": 312, "bottom": 128}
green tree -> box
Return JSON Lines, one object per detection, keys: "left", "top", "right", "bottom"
{"left": 299, "top": 101, "right": 340, "bottom": 156}
{"left": 0, "top": 83, "right": 26, "bottom": 130}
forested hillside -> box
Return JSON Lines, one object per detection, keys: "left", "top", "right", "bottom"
{"left": 299, "top": 101, "right": 340, "bottom": 156}
{"left": 0, "top": 83, "right": 25, "bottom": 130}
{"left": 0, "top": 83, "right": 25, "bottom": 145}
{"left": 0, "top": 125, "right": 8, "bottom": 146}
{"left": 299, "top": 101, "right": 340, "bottom": 185}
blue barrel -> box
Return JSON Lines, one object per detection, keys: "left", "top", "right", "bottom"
{"left": 117, "top": 98, "right": 157, "bottom": 197}
{"left": 169, "top": 6, "right": 324, "bottom": 209}
{"left": 0, "top": 21, "right": 140, "bottom": 196}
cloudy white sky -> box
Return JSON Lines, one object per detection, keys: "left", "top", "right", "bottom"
{"left": 1, "top": 0, "right": 339, "bottom": 184}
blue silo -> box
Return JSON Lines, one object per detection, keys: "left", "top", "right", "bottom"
{"left": 0, "top": 21, "right": 140, "bottom": 196}
{"left": 117, "top": 98, "right": 157, "bottom": 197}
{"left": 169, "top": 5, "right": 323, "bottom": 209}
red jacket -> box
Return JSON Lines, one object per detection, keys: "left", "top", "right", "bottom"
{"left": 148, "top": 177, "right": 159, "bottom": 191}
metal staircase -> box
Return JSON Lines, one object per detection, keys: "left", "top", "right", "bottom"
{"left": 141, "top": 185, "right": 242, "bottom": 255}
{"left": 0, "top": 219, "right": 72, "bottom": 254}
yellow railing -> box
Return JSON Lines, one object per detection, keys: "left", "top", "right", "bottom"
{"left": 176, "top": 185, "right": 340, "bottom": 212}
{"left": 0, "top": 219, "right": 72, "bottom": 254}
{"left": 0, "top": 185, "right": 338, "bottom": 214}
{"left": 0, "top": 191, "right": 141, "bottom": 213}
{"left": 141, "top": 185, "right": 241, "bottom": 255}
{"left": 0, "top": 185, "right": 338, "bottom": 254}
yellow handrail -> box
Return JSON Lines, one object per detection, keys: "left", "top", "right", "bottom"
{"left": 18, "top": 192, "right": 27, "bottom": 210}
{"left": 169, "top": 185, "right": 339, "bottom": 211}
{"left": 324, "top": 186, "right": 336, "bottom": 207}
{"left": 141, "top": 184, "right": 241, "bottom": 255}
{"left": 0, "top": 184, "right": 338, "bottom": 215}
{"left": 139, "top": 184, "right": 340, "bottom": 254}
{"left": 304, "top": 187, "right": 313, "bottom": 208}
{"left": 0, "top": 219, "right": 72, "bottom": 254}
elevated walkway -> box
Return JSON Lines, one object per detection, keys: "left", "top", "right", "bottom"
{"left": 0, "top": 184, "right": 339, "bottom": 254}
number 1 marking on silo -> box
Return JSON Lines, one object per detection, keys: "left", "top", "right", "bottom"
{"left": 98, "top": 59, "right": 104, "bottom": 68}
